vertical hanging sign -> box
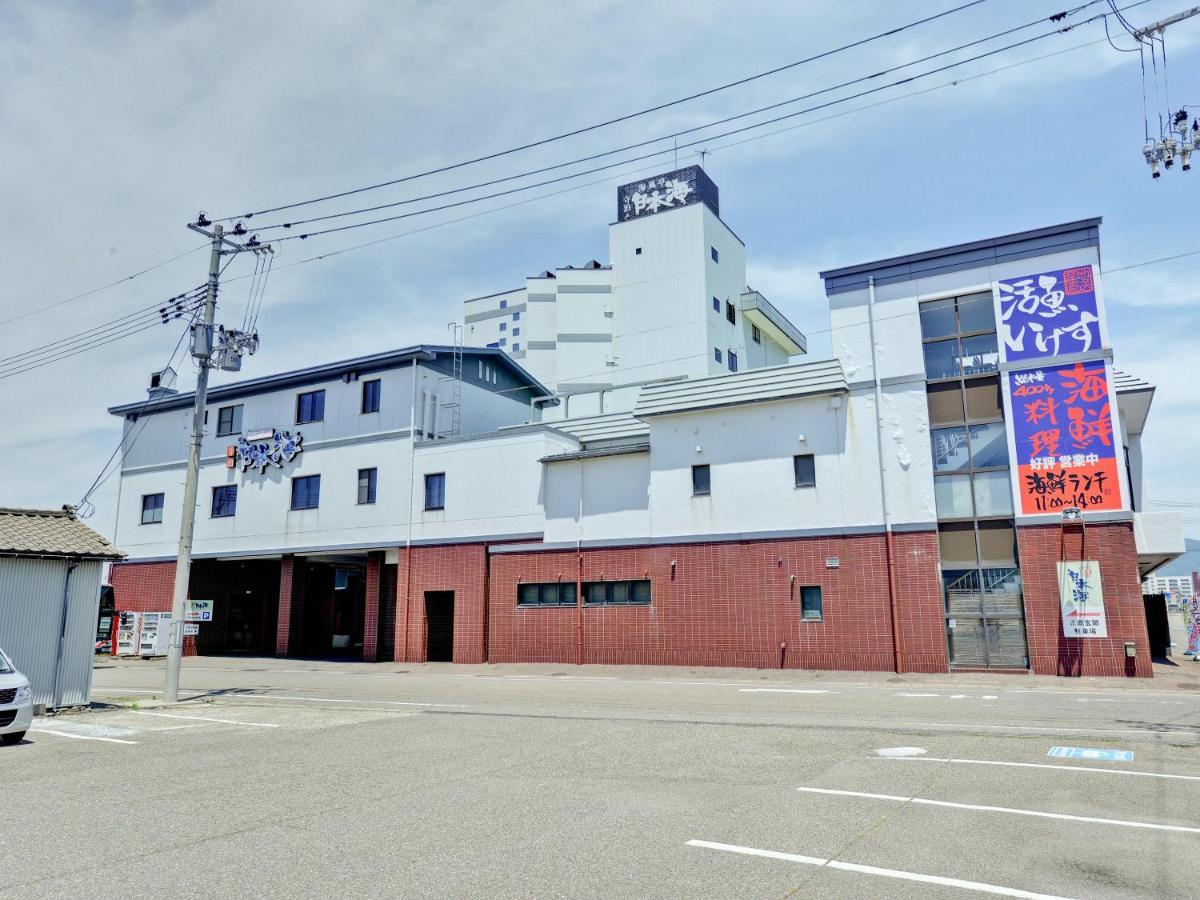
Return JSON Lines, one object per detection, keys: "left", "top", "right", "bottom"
{"left": 1057, "top": 560, "right": 1107, "bottom": 638}
{"left": 993, "top": 264, "right": 1128, "bottom": 517}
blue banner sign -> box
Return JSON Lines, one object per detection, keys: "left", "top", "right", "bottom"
{"left": 1048, "top": 746, "right": 1133, "bottom": 762}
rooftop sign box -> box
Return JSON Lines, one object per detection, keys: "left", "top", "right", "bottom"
{"left": 617, "top": 165, "right": 719, "bottom": 222}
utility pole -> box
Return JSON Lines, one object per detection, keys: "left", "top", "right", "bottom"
{"left": 164, "top": 218, "right": 264, "bottom": 703}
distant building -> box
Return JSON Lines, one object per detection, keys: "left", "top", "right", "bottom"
{"left": 106, "top": 168, "right": 1184, "bottom": 677}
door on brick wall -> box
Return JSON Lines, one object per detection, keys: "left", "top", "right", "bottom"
{"left": 425, "top": 592, "right": 454, "bottom": 662}
{"left": 944, "top": 568, "right": 1029, "bottom": 669}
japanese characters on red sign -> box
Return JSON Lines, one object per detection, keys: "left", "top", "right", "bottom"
{"left": 1007, "top": 359, "right": 1122, "bottom": 515}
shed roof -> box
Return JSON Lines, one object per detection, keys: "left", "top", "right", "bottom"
{"left": 0, "top": 508, "right": 125, "bottom": 560}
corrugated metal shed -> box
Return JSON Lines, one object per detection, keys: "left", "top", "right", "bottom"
{"left": 0, "top": 508, "right": 124, "bottom": 708}
{"left": 634, "top": 359, "right": 847, "bottom": 418}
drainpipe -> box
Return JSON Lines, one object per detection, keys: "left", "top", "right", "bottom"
{"left": 401, "top": 357, "right": 418, "bottom": 662}
{"left": 867, "top": 276, "right": 904, "bottom": 674}
{"left": 51, "top": 560, "right": 79, "bottom": 710}
{"left": 576, "top": 457, "right": 584, "bottom": 666}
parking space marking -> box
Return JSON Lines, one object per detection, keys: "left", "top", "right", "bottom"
{"left": 796, "top": 787, "right": 1200, "bottom": 833}
{"left": 31, "top": 727, "right": 138, "bottom": 745}
{"left": 686, "top": 840, "right": 1074, "bottom": 900}
{"left": 219, "top": 694, "right": 464, "bottom": 708}
{"left": 130, "top": 710, "right": 281, "bottom": 728}
{"left": 875, "top": 755, "right": 1200, "bottom": 781}
{"left": 738, "top": 688, "right": 837, "bottom": 695}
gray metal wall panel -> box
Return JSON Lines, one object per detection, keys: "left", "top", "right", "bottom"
{"left": 0, "top": 558, "right": 102, "bottom": 708}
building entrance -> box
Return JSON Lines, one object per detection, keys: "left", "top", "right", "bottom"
{"left": 424, "top": 591, "right": 454, "bottom": 662}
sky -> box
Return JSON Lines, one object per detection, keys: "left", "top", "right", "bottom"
{"left": 1, "top": 0, "right": 1197, "bottom": 540}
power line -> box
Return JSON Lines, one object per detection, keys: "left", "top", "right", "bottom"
{"left": 248, "top": 2, "right": 1107, "bottom": 239}
{"left": 217, "top": 0, "right": 992, "bottom": 222}
{"left": 0, "top": 243, "right": 206, "bottom": 327}
{"left": 0, "top": 317, "right": 190, "bottom": 382}
{"left": 262, "top": 8, "right": 1123, "bottom": 245}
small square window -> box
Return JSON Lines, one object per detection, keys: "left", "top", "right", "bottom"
{"left": 361, "top": 379, "right": 381, "bottom": 414}
{"left": 692, "top": 464, "right": 711, "bottom": 496}
{"left": 752, "top": 324, "right": 761, "bottom": 344}
{"left": 725, "top": 301, "right": 736, "bottom": 325}
{"left": 499, "top": 322, "right": 507, "bottom": 332}
{"left": 712, "top": 296, "right": 720, "bottom": 312}
{"left": 711, "top": 246, "right": 719, "bottom": 263}
{"left": 140, "top": 493, "right": 164, "bottom": 525}
{"left": 512, "top": 343, "right": 520, "bottom": 352}
{"left": 512, "top": 327, "right": 520, "bottom": 336}
{"left": 296, "top": 390, "right": 325, "bottom": 424}
{"left": 793, "top": 454, "right": 815, "bottom": 488}
{"left": 635, "top": 247, "right": 642, "bottom": 255}
{"left": 513, "top": 311, "right": 520, "bottom": 321}
{"left": 800, "top": 585, "right": 823, "bottom": 621}
{"left": 211, "top": 485, "right": 237, "bottom": 518}
{"left": 714, "top": 347, "right": 722, "bottom": 363}
{"left": 358, "top": 467, "right": 377, "bottom": 505}
{"left": 424, "top": 472, "right": 445, "bottom": 510}
{"left": 216, "top": 404, "right": 243, "bottom": 437}
{"left": 498, "top": 337, "right": 506, "bottom": 347}
{"left": 499, "top": 299, "right": 508, "bottom": 309}
{"left": 727, "top": 351, "right": 738, "bottom": 372}
{"left": 291, "top": 475, "right": 321, "bottom": 510}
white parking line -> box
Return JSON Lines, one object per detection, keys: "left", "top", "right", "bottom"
{"left": 795, "top": 787, "right": 1200, "bottom": 834}
{"left": 875, "top": 755, "right": 1200, "bottom": 782}
{"left": 894, "top": 721, "right": 1200, "bottom": 738}
{"left": 687, "top": 840, "right": 1074, "bottom": 900}
{"left": 32, "top": 728, "right": 138, "bottom": 745}
{"left": 130, "top": 710, "right": 281, "bottom": 728}
{"left": 220, "top": 694, "right": 463, "bottom": 708}
{"left": 738, "top": 688, "right": 836, "bottom": 694}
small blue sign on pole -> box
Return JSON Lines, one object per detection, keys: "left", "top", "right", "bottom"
{"left": 1048, "top": 746, "right": 1134, "bottom": 762}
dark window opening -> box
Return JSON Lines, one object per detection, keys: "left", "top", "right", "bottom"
{"left": 361, "top": 379, "right": 381, "bottom": 414}
{"left": 752, "top": 324, "right": 761, "bottom": 344}
{"left": 800, "top": 585, "right": 823, "bottom": 621}
{"left": 793, "top": 454, "right": 816, "bottom": 488}
{"left": 358, "top": 467, "right": 377, "bottom": 505}
{"left": 424, "top": 472, "right": 445, "bottom": 510}
{"left": 583, "top": 580, "right": 652, "bottom": 606}
{"left": 216, "top": 404, "right": 243, "bottom": 436}
{"left": 727, "top": 350, "right": 738, "bottom": 372}
{"left": 140, "top": 493, "right": 164, "bottom": 524}
{"left": 211, "top": 485, "right": 237, "bottom": 518}
{"left": 291, "top": 475, "right": 321, "bottom": 510}
{"left": 711, "top": 246, "right": 719, "bottom": 263}
{"left": 714, "top": 347, "right": 722, "bottom": 363}
{"left": 725, "top": 300, "right": 736, "bottom": 325}
{"left": 692, "top": 464, "right": 711, "bottom": 496}
{"left": 517, "top": 582, "right": 577, "bottom": 607}
{"left": 296, "top": 390, "right": 325, "bottom": 424}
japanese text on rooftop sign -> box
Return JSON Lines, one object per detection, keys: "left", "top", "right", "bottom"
{"left": 1007, "top": 360, "right": 1122, "bottom": 515}
{"left": 996, "top": 265, "right": 1105, "bottom": 364}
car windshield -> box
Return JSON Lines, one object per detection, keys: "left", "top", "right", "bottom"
{"left": 0, "top": 649, "right": 13, "bottom": 674}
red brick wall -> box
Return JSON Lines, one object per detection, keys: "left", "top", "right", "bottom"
{"left": 109, "top": 560, "right": 196, "bottom": 656}
{"left": 394, "top": 543, "right": 489, "bottom": 663}
{"left": 485, "top": 531, "right": 947, "bottom": 673}
{"left": 1018, "top": 521, "right": 1150, "bottom": 677}
{"left": 276, "top": 556, "right": 295, "bottom": 656}
{"left": 362, "top": 552, "right": 382, "bottom": 662}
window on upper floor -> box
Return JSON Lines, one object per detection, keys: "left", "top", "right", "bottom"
{"left": 512, "top": 327, "right": 520, "bottom": 336}
{"left": 920, "top": 293, "right": 998, "bottom": 380}
{"left": 361, "top": 379, "right": 381, "bottom": 414}
{"left": 211, "top": 485, "right": 237, "bottom": 518}
{"left": 752, "top": 324, "right": 761, "bottom": 344}
{"left": 216, "top": 404, "right": 243, "bottom": 437}
{"left": 727, "top": 350, "right": 738, "bottom": 372}
{"left": 357, "top": 467, "right": 377, "bottom": 505}
{"left": 714, "top": 347, "right": 722, "bottom": 363}
{"left": 793, "top": 454, "right": 816, "bottom": 488}
{"left": 424, "top": 472, "right": 445, "bottom": 510}
{"left": 725, "top": 300, "right": 736, "bottom": 325}
{"left": 692, "top": 464, "right": 711, "bottom": 496}
{"left": 711, "top": 246, "right": 719, "bottom": 263}
{"left": 513, "top": 311, "right": 521, "bottom": 321}
{"left": 712, "top": 296, "right": 720, "bottom": 312}
{"left": 800, "top": 585, "right": 823, "bottom": 621}
{"left": 140, "top": 493, "right": 164, "bottom": 525}
{"left": 498, "top": 337, "right": 506, "bottom": 347}
{"left": 512, "top": 343, "right": 520, "bottom": 353}
{"left": 499, "top": 299, "right": 508, "bottom": 309}
{"left": 499, "top": 322, "right": 507, "bottom": 332}
{"left": 291, "top": 474, "right": 320, "bottom": 510}
{"left": 296, "top": 390, "right": 325, "bottom": 424}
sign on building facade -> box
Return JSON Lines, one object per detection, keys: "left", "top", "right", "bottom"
{"left": 1057, "top": 560, "right": 1107, "bottom": 638}
{"left": 230, "top": 428, "right": 303, "bottom": 473}
{"left": 994, "top": 264, "right": 1128, "bottom": 517}
{"left": 616, "top": 165, "right": 719, "bottom": 222}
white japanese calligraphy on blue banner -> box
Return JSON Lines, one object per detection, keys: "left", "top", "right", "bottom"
{"left": 995, "top": 265, "right": 1106, "bottom": 363}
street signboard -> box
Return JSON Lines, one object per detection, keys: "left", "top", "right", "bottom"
{"left": 185, "top": 600, "right": 214, "bottom": 622}
{"left": 183, "top": 623, "right": 200, "bottom": 636}
{"left": 1048, "top": 746, "right": 1133, "bottom": 762}
{"left": 1058, "top": 560, "right": 1107, "bottom": 638}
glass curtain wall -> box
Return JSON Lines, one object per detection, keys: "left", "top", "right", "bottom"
{"left": 921, "top": 293, "right": 1029, "bottom": 669}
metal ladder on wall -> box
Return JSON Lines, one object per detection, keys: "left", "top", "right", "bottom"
{"left": 442, "top": 322, "right": 463, "bottom": 439}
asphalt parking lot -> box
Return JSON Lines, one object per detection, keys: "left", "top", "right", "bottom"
{"left": 4, "top": 657, "right": 1200, "bottom": 899}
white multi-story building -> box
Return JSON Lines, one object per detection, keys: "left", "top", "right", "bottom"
{"left": 1143, "top": 573, "right": 1195, "bottom": 600}
{"left": 106, "top": 167, "right": 1184, "bottom": 677}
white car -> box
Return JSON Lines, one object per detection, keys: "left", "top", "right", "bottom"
{"left": 0, "top": 647, "right": 32, "bottom": 746}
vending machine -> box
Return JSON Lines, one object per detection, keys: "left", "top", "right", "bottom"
{"left": 115, "top": 611, "right": 141, "bottom": 657}
{"left": 138, "top": 612, "right": 174, "bottom": 657}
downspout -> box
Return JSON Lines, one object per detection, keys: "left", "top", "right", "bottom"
{"left": 867, "top": 276, "right": 904, "bottom": 674}
{"left": 401, "top": 357, "right": 418, "bottom": 662}
{"left": 576, "top": 457, "right": 584, "bottom": 666}
{"left": 51, "top": 559, "right": 79, "bottom": 710}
